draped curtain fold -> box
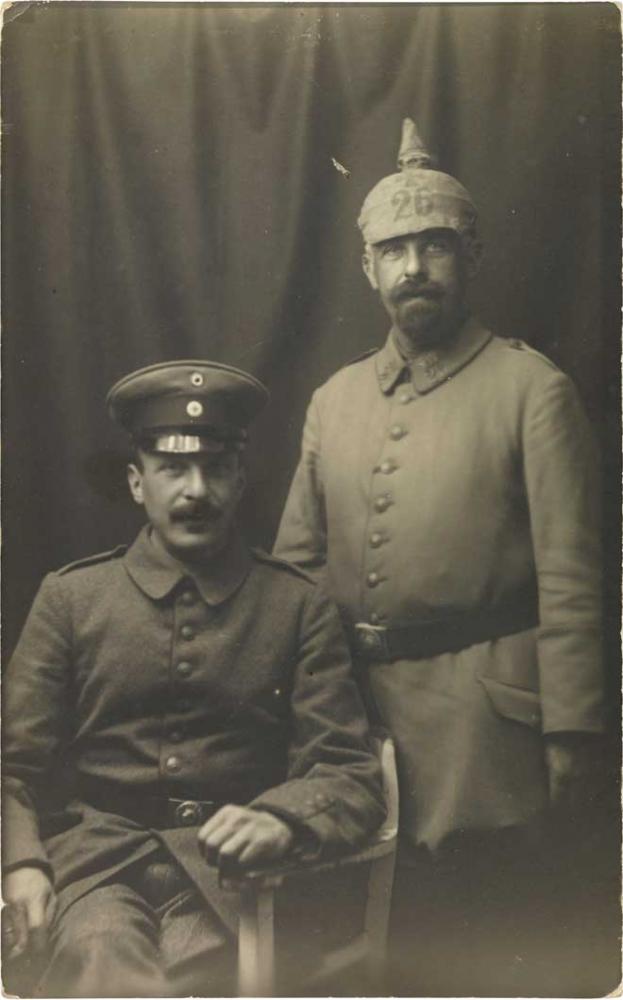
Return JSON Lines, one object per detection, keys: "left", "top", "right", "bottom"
{"left": 3, "top": 3, "right": 620, "bottom": 655}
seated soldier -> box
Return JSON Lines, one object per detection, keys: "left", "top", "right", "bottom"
{"left": 2, "top": 360, "right": 385, "bottom": 998}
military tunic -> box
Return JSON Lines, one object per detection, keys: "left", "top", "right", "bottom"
{"left": 3, "top": 526, "right": 385, "bottom": 926}
{"left": 274, "top": 316, "right": 603, "bottom": 850}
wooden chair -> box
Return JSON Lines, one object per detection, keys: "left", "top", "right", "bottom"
{"left": 219, "top": 732, "right": 399, "bottom": 996}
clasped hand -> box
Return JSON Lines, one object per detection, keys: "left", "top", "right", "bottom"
{"left": 198, "top": 805, "right": 294, "bottom": 868}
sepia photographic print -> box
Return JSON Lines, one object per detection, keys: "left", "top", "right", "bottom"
{"left": 2, "top": 3, "right": 621, "bottom": 997}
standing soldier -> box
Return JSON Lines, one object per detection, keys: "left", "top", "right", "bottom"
{"left": 274, "top": 119, "right": 605, "bottom": 994}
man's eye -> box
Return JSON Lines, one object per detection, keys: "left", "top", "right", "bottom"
{"left": 380, "top": 244, "right": 403, "bottom": 259}
{"left": 425, "top": 239, "right": 451, "bottom": 256}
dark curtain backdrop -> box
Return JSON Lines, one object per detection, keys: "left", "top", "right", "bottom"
{"left": 3, "top": 4, "right": 621, "bottom": 670}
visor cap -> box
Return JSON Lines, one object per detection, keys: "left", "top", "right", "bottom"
{"left": 106, "top": 360, "right": 269, "bottom": 454}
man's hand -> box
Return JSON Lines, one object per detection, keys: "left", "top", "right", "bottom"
{"left": 3, "top": 866, "right": 56, "bottom": 958}
{"left": 198, "top": 805, "right": 294, "bottom": 868}
{"left": 545, "top": 733, "right": 604, "bottom": 810}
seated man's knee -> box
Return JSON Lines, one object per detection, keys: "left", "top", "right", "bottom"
{"left": 51, "top": 882, "right": 158, "bottom": 945}
{"left": 42, "top": 884, "right": 164, "bottom": 997}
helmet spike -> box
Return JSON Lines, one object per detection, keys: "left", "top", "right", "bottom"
{"left": 397, "top": 118, "right": 437, "bottom": 171}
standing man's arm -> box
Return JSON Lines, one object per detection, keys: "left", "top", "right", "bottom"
{"left": 523, "top": 368, "right": 605, "bottom": 807}
{"left": 2, "top": 574, "right": 71, "bottom": 955}
{"left": 274, "top": 393, "right": 328, "bottom": 570}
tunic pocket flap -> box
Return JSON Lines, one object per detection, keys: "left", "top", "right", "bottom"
{"left": 478, "top": 675, "right": 542, "bottom": 730}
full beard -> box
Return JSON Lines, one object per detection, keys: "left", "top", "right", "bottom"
{"left": 395, "top": 298, "right": 451, "bottom": 350}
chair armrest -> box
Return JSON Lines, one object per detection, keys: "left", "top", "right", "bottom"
{"left": 369, "top": 727, "right": 399, "bottom": 842}
{"left": 219, "top": 730, "right": 399, "bottom": 893}
{"left": 218, "top": 832, "right": 396, "bottom": 892}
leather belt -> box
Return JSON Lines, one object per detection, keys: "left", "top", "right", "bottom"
{"left": 79, "top": 785, "right": 223, "bottom": 829}
{"left": 352, "top": 597, "right": 538, "bottom": 663}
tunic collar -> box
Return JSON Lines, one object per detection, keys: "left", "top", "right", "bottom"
{"left": 124, "top": 524, "right": 252, "bottom": 605}
{"left": 374, "top": 315, "right": 492, "bottom": 395}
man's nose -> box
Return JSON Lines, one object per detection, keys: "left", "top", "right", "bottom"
{"left": 183, "top": 466, "right": 210, "bottom": 499}
{"left": 403, "top": 241, "right": 426, "bottom": 278}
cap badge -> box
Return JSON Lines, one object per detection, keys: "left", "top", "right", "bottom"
{"left": 186, "top": 400, "right": 203, "bottom": 417}
{"left": 190, "top": 372, "right": 204, "bottom": 387}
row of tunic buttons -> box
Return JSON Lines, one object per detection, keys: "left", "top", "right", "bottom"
{"left": 179, "top": 590, "right": 196, "bottom": 673}
{"left": 164, "top": 588, "right": 199, "bottom": 776}
{"left": 367, "top": 410, "right": 410, "bottom": 594}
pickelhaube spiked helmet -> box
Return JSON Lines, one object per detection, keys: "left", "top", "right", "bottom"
{"left": 357, "top": 118, "right": 477, "bottom": 246}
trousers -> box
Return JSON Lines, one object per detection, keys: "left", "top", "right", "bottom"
{"left": 37, "top": 847, "right": 235, "bottom": 998}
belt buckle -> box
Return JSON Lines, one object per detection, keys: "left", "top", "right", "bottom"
{"left": 354, "top": 623, "right": 390, "bottom": 660}
{"left": 174, "top": 800, "right": 203, "bottom": 827}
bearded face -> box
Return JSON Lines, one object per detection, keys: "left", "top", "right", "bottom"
{"left": 363, "top": 229, "right": 470, "bottom": 350}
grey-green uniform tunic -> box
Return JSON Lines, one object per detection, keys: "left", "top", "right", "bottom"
{"left": 3, "top": 527, "right": 385, "bottom": 925}
{"left": 274, "top": 316, "right": 603, "bottom": 851}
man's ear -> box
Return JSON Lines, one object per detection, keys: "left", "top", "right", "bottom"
{"left": 362, "top": 247, "right": 378, "bottom": 290}
{"left": 235, "top": 462, "right": 247, "bottom": 501}
{"left": 465, "top": 237, "right": 484, "bottom": 279}
{"left": 127, "top": 463, "right": 144, "bottom": 505}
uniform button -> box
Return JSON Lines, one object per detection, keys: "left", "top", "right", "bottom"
{"left": 369, "top": 532, "right": 385, "bottom": 548}
{"left": 180, "top": 590, "right": 196, "bottom": 606}
{"left": 398, "top": 391, "right": 412, "bottom": 404}
{"left": 165, "top": 755, "right": 181, "bottom": 773}
{"left": 180, "top": 625, "right": 195, "bottom": 640}
{"left": 273, "top": 688, "right": 282, "bottom": 697}
{"left": 379, "top": 460, "right": 396, "bottom": 475}
{"left": 390, "top": 424, "right": 407, "bottom": 440}
{"left": 169, "top": 729, "right": 184, "bottom": 743}
{"left": 367, "top": 572, "right": 381, "bottom": 587}
{"left": 177, "top": 661, "right": 193, "bottom": 678}
{"left": 373, "top": 494, "right": 392, "bottom": 513}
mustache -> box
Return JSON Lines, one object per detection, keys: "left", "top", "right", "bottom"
{"left": 170, "top": 503, "right": 222, "bottom": 522}
{"left": 393, "top": 281, "right": 443, "bottom": 302}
